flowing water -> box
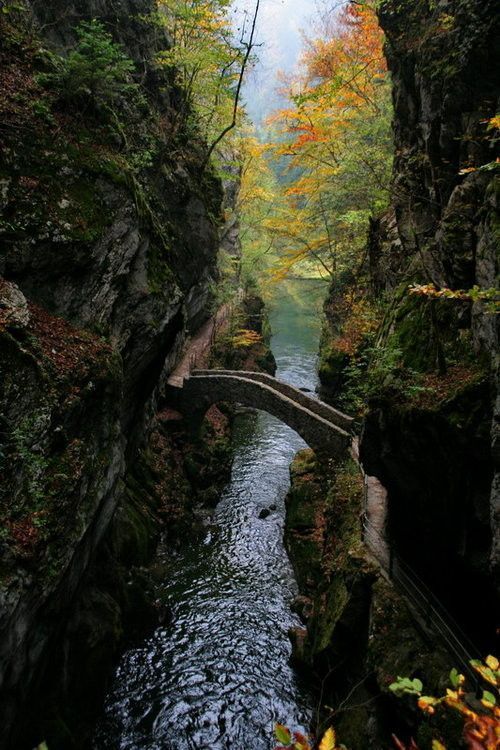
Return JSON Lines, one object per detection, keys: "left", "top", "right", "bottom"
{"left": 94, "top": 279, "right": 328, "bottom": 750}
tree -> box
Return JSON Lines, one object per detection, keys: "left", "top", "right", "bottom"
{"left": 39, "top": 20, "right": 137, "bottom": 109}
{"left": 156, "top": 0, "right": 260, "bottom": 167}
{"left": 266, "top": 0, "right": 392, "bottom": 280}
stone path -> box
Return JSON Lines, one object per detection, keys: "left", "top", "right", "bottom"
{"left": 351, "top": 439, "right": 390, "bottom": 567}
{"left": 167, "top": 303, "right": 231, "bottom": 387}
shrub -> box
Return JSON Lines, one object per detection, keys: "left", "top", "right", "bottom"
{"left": 38, "top": 19, "right": 137, "bottom": 109}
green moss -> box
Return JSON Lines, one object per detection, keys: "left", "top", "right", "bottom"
{"left": 115, "top": 473, "right": 157, "bottom": 566}
{"left": 334, "top": 704, "right": 372, "bottom": 750}
{"left": 147, "top": 241, "right": 175, "bottom": 293}
{"left": 309, "top": 576, "right": 351, "bottom": 655}
{"left": 290, "top": 448, "right": 317, "bottom": 478}
{"left": 368, "top": 578, "right": 454, "bottom": 700}
{"left": 63, "top": 178, "right": 111, "bottom": 242}
{"left": 317, "top": 325, "right": 349, "bottom": 389}
{"left": 324, "top": 458, "right": 364, "bottom": 566}
{"left": 380, "top": 0, "right": 493, "bottom": 82}
{"left": 209, "top": 292, "right": 277, "bottom": 373}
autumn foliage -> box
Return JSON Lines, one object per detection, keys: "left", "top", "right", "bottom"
{"left": 390, "top": 657, "right": 500, "bottom": 750}
{"left": 264, "top": 0, "right": 392, "bottom": 281}
{"left": 275, "top": 723, "right": 341, "bottom": 750}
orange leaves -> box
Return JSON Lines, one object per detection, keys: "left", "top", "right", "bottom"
{"left": 330, "top": 292, "right": 380, "bottom": 356}
{"left": 301, "top": 1, "right": 387, "bottom": 112}
{"left": 262, "top": 0, "right": 391, "bottom": 283}
{"left": 270, "top": 0, "right": 387, "bottom": 157}
{"left": 390, "top": 657, "right": 500, "bottom": 750}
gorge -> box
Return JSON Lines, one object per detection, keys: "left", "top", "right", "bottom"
{"left": 0, "top": 1, "right": 498, "bottom": 749}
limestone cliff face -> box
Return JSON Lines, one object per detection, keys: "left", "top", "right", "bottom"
{"left": 310, "top": 3, "right": 499, "bottom": 739}
{"left": 0, "top": 1, "right": 223, "bottom": 746}
{"left": 360, "top": 0, "right": 499, "bottom": 629}
{"left": 284, "top": 451, "right": 452, "bottom": 750}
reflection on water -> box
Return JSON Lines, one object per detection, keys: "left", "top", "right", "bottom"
{"left": 93, "top": 279, "right": 327, "bottom": 750}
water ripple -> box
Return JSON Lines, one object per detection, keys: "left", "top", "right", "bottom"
{"left": 93, "top": 280, "right": 327, "bottom": 750}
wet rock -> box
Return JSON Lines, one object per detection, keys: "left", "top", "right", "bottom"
{"left": 0, "top": 279, "right": 30, "bottom": 329}
{"left": 288, "top": 626, "right": 308, "bottom": 665}
{"left": 0, "top": 0, "right": 225, "bottom": 744}
{"left": 290, "top": 595, "right": 313, "bottom": 623}
{"left": 156, "top": 602, "right": 173, "bottom": 627}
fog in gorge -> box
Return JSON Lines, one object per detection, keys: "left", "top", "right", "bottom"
{"left": 232, "top": 0, "right": 320, "bottom": 125}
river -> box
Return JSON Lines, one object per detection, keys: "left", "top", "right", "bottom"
{"left": 93, "top": 278, "right": 328, "bottom": 750}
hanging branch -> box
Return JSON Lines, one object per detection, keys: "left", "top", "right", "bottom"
{"left": 202, "top": 0, "right": 260, "bottom": 170}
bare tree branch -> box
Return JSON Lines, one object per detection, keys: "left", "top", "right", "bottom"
{"left": 202, "top": 0, "right": 260, "bottom": 169}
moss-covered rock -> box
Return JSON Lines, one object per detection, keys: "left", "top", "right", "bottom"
{"left": 284, "top": 451, "right": 456, "bottom": 749}
{"left": 0, "top": 1, "right": 227, "bottom": 746}
{"left": 210, "top": 292, "right": 277, "bottom": 374}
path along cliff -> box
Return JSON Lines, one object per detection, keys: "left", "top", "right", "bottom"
{"left": 285, "top": 1, "right": 499, "bottom": 747}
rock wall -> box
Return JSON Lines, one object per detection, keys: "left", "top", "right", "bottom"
{"left": 306, "top": 0, "right": 499, "bottom": 743}
{"left": 209, "top": 291, "right": 278, "bottom": 373}
{"left": 361, "top": 0, "right": 499, "bottom": 631}
{"left": 284, "top": 451, "right": 453, "bottom": 749}
{"left": 318, "top": 0, "right": 499, "bottom": 643}
{"left": 0, "top": 1, "right": 225, "bottom": 746}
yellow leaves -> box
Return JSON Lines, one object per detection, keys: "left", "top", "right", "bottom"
{"left": 259, "top": 0, "right": 391, "bottom": 285}
{"left": 269, "top": 1, "right": 388, "bottom": 158}
{"left": 155, "top": 0, "right": 243, "bottom": 146}
{"left": 331, "top": 294, "right": 380, "bottom": 355}
{"left": 436, "top": 12, "right": 455, "bottom": 31}
{"left": 450, "top": 668, "right": 466, "bottom": 688}
{"left": 318, "top": 726, "right": 337, "bottom": 750}
{"left": 300, "top": 2, "right": 386, "bottom": 111}
{"left": 231, "top": 329, "right": 262, "bottom": 348}
{"left": 480, "top": 691, "right": 496, "bottom": 710}
{"left": 393, "top": 657, "right": 500, "bottom": 750}
{"left": 485, "top": 655, "right": 499, "bottom": 671}
{"left": 408, "top": 284, "right": 500, "bottom": 312}
{"left": 471, "top": 656, "right": 500, "bottom": 688}
{"left": 487, "top": 115, "right": 500, "bottom": 130}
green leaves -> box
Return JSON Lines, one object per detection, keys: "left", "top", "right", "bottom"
{"left": 449, "top": 668, "right": 464, "bottom": 688}
{"left": 470, "top": 656, "right": 500, "bottom": 687}
{"left": 1, "top": 2, "right": 27, "bottom": 14}
{"left": 389, "top": 676, "right": 423, "bottom": 695}
{"left": 155, "top": 0, "right": 246, "bottom": 150}
{"left": 275, "top": 723, "right": 292, "bottom": 745}
{"left": 481, "top": 690, "right": 496, "bottom": 709}
{"left": 38, "top": 20, "right": 138, "bottom": 109}
{"left": 266, "top": 2, "right": 392, "bottom": 282}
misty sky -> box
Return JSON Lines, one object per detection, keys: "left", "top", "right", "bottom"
{"left": 232, "top": 0, "right": 319, "bottom": 125}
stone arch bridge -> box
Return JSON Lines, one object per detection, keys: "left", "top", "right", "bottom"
{"left": 168, "top": 369, "right": 353, "bottom": 456}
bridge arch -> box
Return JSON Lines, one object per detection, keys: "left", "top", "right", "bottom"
{"left": 171, "top": 370, "right": 353, "bottom": 457}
